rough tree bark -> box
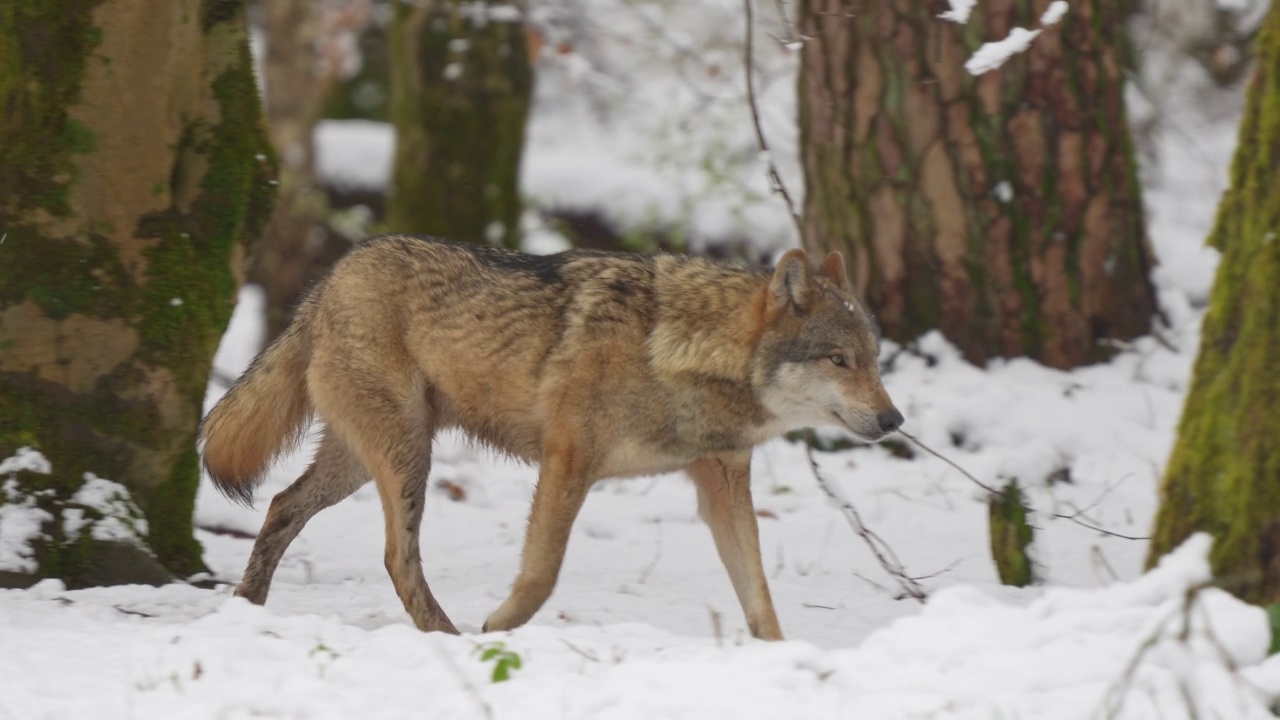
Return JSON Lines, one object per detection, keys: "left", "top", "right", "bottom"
{"left": 1147, "top": 3, "right": 1280, "bottom": 603}
{"left": 797, "top": 0, "right": 1158, "bottom": 369}
{"left": 0, "top": 0, "right": 275, "bottom": 585}
{"left": 387, "top": 0, "right": 533, "bottom": 247}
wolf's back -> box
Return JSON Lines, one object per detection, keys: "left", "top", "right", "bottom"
{"left": 199, "top": 309, "right": 314, "bottom": 505}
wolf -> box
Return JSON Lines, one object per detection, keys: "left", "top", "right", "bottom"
{"left": 200, "top": 234, "right": 903, "bottom": 641}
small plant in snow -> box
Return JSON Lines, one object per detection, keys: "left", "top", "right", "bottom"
{"left": 473, "top": 641, "right": 523, "bottom": 683}
{"left": 310, "top": 641, "right": 340, "bottom": 678}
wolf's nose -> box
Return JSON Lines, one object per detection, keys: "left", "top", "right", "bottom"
{"left": 877, "top": 408, "right": 904, "bottom": 433}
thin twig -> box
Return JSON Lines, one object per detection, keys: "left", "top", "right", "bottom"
{"left": 897, "top": 429, "right": 1147, "bottom": 541}
{"left": 910, "top": 558, "right": 962, "bottom": 582}
{"left": 1048, "top": 513, "right": 1149, "bottom": 541}
{"left": 850, "top": 571, "right": 890, "bottom": 593}
{"left": 1057, "top": 474, "right": 1135, "bottom": 520}
{"left": 1091, "top": 545, "right": 1120, "bottom": 583}
{"left": 708, "top": 605, "right": 724, "bottom": 648}
{"left": 112, "top": 605, "right": 156, "bottom": 618}
{"left": 897, "top": 429, "right": 1003, "bottom": 496}
{"left": 772, "top": 0, "right": 800, "bottom": 45}
{"left": 1099, "top": 582, "right": 1212, "bottom": 719}
{"left": 637, "top": 521, "right": 664, "bottom": 585}
{"left": 434, "top": 640, "right": 493, "bottom": 720}
{"left": 743, "top": 0, "right": 807, "bottom": 245}
{"left": 805, "top": 446, "right": 927, "bottom": 602}
{"left": 560, "top": 638, "right": 601, "bottom": 663}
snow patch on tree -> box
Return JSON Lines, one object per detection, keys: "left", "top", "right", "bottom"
{"left": 1041, "top": 1, "right": 1069, "bottom": 27}
{"left": 965, "top": 27, "right": 1043, "bottom": 75}
{"left": 0, "top": 492, "right": 50, "bottom": 573}
{"left": 0, "top": 448, "right": 54, "bottom": 573}
{"left": 938, "top": 0, "right": 977, "bottom": 24}
{"left": 0, "top": 446, "right": 52, "bottom": 476}
{"left": 0, "top": 449, "right": 153, "bottom": 574}
{"left": 962, "top": 2, "right": 1069, "bottom": 76}
{"left": 63, "top": 473, "right": 150, "bottom": 545}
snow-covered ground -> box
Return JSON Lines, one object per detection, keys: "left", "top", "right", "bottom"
{"left": 4, "top": 4, "right": 1278, "bottom": 718}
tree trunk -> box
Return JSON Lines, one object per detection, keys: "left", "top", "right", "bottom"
{"left": 249, "top": 0, "right": 341, "bottom": 342}
{"left": 797, "top": 0, "right": 1157, "bottom": 369}
{"left": 387, "top": 0, "right": 533, "bottom": 247}
{"left": 1147, "top": 3, "right": 1280, "bottom": 603}
{"left": 0, "top": 0, "right": 275, "bottom": 585}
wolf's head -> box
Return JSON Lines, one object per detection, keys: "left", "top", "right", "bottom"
{"left": 751, "top": 249, "right": 903, "bottom": 442}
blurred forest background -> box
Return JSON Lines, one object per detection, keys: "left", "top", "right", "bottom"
{"left": 2, "top": 0, "right": 1278, "bottom": 611}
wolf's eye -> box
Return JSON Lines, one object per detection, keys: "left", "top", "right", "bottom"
{"left": 829, "top": 354, "right": 847, "bottom": 368}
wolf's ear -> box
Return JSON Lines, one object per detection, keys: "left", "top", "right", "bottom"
{"left": 769, "top": 249, "right": 812, "bottom": 310}
{"left": 817, "top": 251, "right": 850, "bottom": 289}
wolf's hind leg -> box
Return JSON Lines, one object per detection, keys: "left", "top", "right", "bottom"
{"left": 483, "top": 434, "right": 591, "bottom": 632}
{"left": 687, "top": 452, "right": 784, "bottom": 641}
{"left": 368, "top": 433, "right": 458, "bottom": 634}
{"left": 311, "top": 365, "right": 458, "bottom": 634}
{"left": 236, "top": 430, "right": 368, "bottom": 604}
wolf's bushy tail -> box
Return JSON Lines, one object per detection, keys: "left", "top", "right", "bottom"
{"left": 200, "top": 310, "right": 314, "bottom": 506}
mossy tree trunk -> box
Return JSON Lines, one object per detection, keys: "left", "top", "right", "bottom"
{"left": 1147, "top": 3, "right": 1280, "bottom": 603}
{"left": 0, "top": 0, "right": 275, "bottom": 585}
{"left": 388, "top": 0, "right": 533, "bottom": 247}
{"left": 249, "top": 0, "right": 338, "bottom": 341}
{"left": 797, "top": 0, "right": 1157, "bottom": 369}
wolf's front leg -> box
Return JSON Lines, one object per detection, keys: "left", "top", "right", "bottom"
{"left": 483, "top": 435, "right": 591, "bottom": 632}
{"left": 687, "top": 452, "right": 784, "bottom": 641}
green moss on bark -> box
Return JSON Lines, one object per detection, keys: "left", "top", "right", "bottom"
{"left": 0, "top": 0, "right": 106, "bottom": 216}
{"left": 0, "top": 0, "right": 276, "bottom": 581}
{"left": 1148, "top": 4, "right": 1280, "bottom": 603}
{"left": 989, "top": 481, "right": 1036, "bottom": 587}
{"left": 130, "top": 28, "right": 276, "bottom": 575}
{"left": 137, "top": 44, "right": 277, "bottom": 402}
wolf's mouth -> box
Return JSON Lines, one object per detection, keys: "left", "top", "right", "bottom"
{"left": 830, "top": 410, "right": 885, "bottom": 443}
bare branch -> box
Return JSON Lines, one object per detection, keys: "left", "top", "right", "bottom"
{"left": 1098, "top": 582, "right": 1215, "bottom": 719}
{"left": 897, "top": 429, "right": 1147, "bottom": 541}
{"left": 435, "top": 641, "right": 493, "bottom": 720}
{"left": 560, "top": 639, "right": 601, "bottom": 663}
{"left": 743, "top": 0, "right": 807, "bottom": 245}
{"left": 771, "top": 0, "right": 800, "bottom": 45}
{"left": 707, "top": 605, "right": 725, "bottom": 648}
{"left": 1091, "top": 545, "right": 1120, "bottom": 583}
{"left": 1048, "top": 513, "right": 1149, "bottom": 541}
{"left": 637, "top": 521, "right": 664, "bottom": 584}
{"left": 805, "top": 446, "right": 927, "bottom": 603}
{"left": 897, "top": 429, "right": 1003, "bottom": 496}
